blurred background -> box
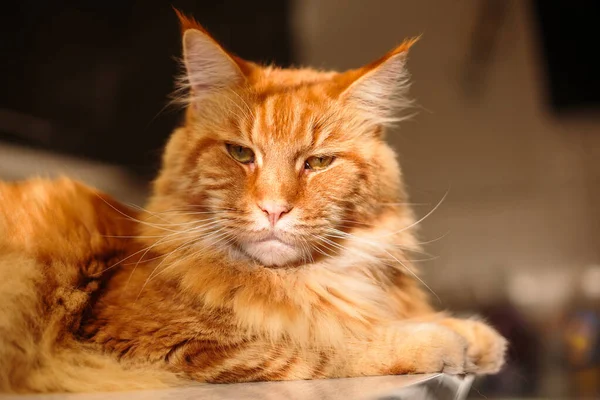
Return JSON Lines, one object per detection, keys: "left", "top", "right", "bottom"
{"left": 1, "top": 1, "right": 599, "bottom": 398}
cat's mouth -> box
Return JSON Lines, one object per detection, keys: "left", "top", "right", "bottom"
{"left": 239, "top": 232, "right": 303, "bottom": 267}
{"left": 256, "top": 233, "right": 281, "bottom": 243}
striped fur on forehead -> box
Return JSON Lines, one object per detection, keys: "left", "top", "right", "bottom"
{"left": 249, "top": 94, "right": 323, "bottom": 150}
{"left": 237, "top": 94, "right": 380, "bottom": 162}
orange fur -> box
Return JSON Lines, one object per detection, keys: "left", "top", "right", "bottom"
{"left": 0, "top": 179, "right": 182, "bottom": 392}
{"left": 0, "top": 12, "right": 506, "bottom": 393}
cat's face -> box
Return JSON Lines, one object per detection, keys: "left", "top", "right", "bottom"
{"left": 147, "top": 15, "right": 415, "bottom": 267}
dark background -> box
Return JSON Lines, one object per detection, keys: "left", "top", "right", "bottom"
{"left": 532, "top": 1, "right": 600, "bottom": 113}
{"left": 1, "top": 1, "right": 599, "bottom": 176}
{"left": 0, "top": 1, "right": 293, "bottom": 177}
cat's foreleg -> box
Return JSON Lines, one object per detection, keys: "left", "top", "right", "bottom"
{"left": 166, "top": 319, "right": 506, "bottom": 383}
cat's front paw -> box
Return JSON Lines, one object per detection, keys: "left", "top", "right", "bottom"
{"left": 440, "top": 318, "right": 507, "bottom": 374}
{"left": 388, "top": 323, "right": 472, "bottom": 375}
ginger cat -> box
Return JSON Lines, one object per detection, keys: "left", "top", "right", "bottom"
{"left": 0, "top": 12, "right": 506, "bottom": 393}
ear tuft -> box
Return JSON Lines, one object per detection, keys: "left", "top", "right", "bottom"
{"left": 340, "top": 37, "right": 419, "bottom": 126}
{"left": 173, "top": 8, "right": 210, "bottom": 35}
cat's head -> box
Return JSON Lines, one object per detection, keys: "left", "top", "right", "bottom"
{"left": 146, "top": 12, "right": 417, "bottom": 267}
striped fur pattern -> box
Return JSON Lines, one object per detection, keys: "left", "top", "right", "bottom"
{"left": 0, "top": 12, "right": 506, "bottom": 393}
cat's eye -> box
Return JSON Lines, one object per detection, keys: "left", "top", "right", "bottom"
{"left": 304, "top": 155, "right": 334, "bottom": 171}
{"left": 226, "top": 144, "right": 255, "bottom": 164}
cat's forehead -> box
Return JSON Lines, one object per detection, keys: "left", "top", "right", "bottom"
{"left": 246, "top": 92, "right": 318, "bottom": 150}
{"left": 243, "top": 88, "right": 345, "bottom": 155}
{"left": 229, "top": 67, "right": 354, "bottom": 153}
{"left": 249, "top": 66, "right": 339, "bottom": 90}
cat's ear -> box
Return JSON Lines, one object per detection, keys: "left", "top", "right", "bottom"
{"left": 338, "top": 37, "right": 419, "bottom": 126}
{"left": 175, "top": 10, "right": 251, "bottom": 102}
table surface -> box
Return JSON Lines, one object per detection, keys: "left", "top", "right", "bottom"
{"left": 3, "top": 374, "right": 474, "bottom": 400}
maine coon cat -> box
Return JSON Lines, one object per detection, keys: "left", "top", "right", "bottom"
{"left": 0, "top": 11, "right": 507, "bottom": 393}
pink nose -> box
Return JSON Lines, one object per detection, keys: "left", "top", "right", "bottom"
{"left": 258, "top": 201, "right": 292, "bottom": 227}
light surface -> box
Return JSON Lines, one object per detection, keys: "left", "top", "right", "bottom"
{"left": 4, "top": 374, "right": 474, "bottom": 400}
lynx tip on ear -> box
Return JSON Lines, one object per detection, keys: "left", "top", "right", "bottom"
{"left": 172, "top": 7, "right": 210, "bottom": 35}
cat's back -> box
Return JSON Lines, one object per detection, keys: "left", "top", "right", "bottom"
{"left": 0, "top": 177, "right": 135, "bottom": 258}
{"left": 0, "top": 177, "right": 137, "bottom": 316}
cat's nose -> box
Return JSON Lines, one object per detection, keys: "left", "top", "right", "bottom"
{"left": 258, "top": 201, "right": 292, "bottom": 227}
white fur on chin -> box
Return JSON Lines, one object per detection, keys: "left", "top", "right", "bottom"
{"left": 242, "top": 239, "right": 303, "bottom": 267}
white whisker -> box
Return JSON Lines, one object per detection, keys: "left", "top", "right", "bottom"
{"left": 379, "top": 191, "right": 449, "bottom": 238}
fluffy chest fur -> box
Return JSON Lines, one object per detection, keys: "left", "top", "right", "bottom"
{"left": 85, "top": 215, "right": 433, "bottom": 359}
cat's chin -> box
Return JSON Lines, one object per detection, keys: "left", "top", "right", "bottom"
{"left": 241, "top": 239, "right": 303, "bottom": 267}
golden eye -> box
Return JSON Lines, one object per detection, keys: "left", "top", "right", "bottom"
{"left": 304, "top": 155, "right": 334, "bottom": 171}
{"left": 226, "top": 144, "right": 255, "bottom": 164}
